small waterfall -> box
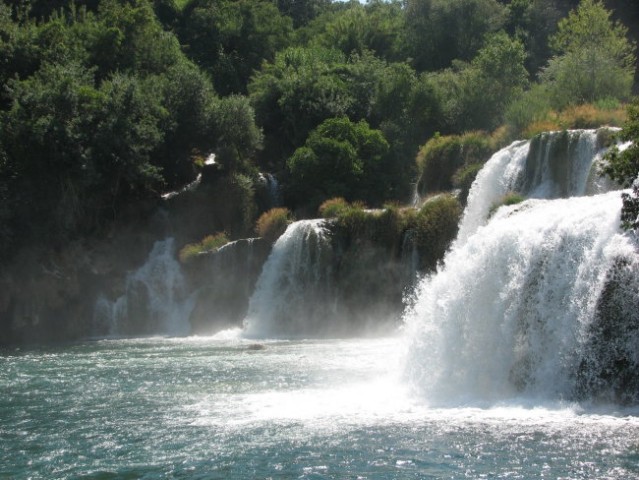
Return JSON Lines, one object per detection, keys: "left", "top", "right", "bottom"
{"left": 456, "top": 129, "right": 613, "bottom": 245}
{"left": 517, "top": 129, "right": 598, "bottom": 198}
{"left": 93, "top": 238, "right": 193, "bottom": 337}
{"left": 404, "top": 129, "right": 639, "bottom": 405}
{"left": 243, "top": 220, "right": 333, "bottom": 338}
{"left": 456, "top": 140, "right": 530, "bottom": 245}
{"left": 257, "top": 173, "right": 282, "bottom": 209}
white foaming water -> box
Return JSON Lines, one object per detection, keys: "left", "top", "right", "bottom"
{"left": 243, "top": 220, "right": 333, "bottom": 338}
{"left": 456, "top": 140, "right": 530, "bottom": 245}
{"left": 519, "top": 129, "right": 598, "bottom": 198}
{"left": 457, "top": 130, "right": 611, "bottom": 246}
{"left": 404, "top": 129, "right": 638, "bottom": 406}
{"left": 94, "top": 238, "right": 193, "bottom": 336}
{"left": 405, "top": 192, "right": 633, "bottom": 404}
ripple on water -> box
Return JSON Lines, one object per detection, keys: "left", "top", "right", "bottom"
{"left": 1, "top": 337, "right": 639, "bottom": 479}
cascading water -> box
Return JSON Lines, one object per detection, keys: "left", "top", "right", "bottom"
{"left": 243, "top": 220, "right": 333, "bottom": 338}
{"left": 93, "top": 238, "right": 193, "bottom": 337}
{"left": 457, "top": 129, "right": 616, "bottom": 245}
{"left": 404, "top": 129, "right": 639, "bottom": 405}
{"left": 257, "top": 173, "right": 282, "bottom": 209}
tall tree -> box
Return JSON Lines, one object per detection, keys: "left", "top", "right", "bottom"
{"left": 402, "top": 0, "right": 507, "bottom": 71}
{"left": 541, "top": 0, "right": 636, "bottom": 106}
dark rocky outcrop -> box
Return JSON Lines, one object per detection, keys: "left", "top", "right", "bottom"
{"left": 576, "top": 255, "right": 639, "bottom": 404}
{"left": 183, "top": 238, "right": 272, "bottom": 334}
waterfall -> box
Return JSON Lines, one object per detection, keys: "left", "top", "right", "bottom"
{"left": 404, "top": 129, "right": 639, "bottom": 405}
{"left": 257, "top": 173, "right": 282, "bottom": 209}
{"left": 456, "top": 129, "right": 614, "bottom": 245}
{"left": 243, "top": 220, "right": 333, "bottom": 338}
{"left": 93, "top": 238, "right": 193, "bottom": 337}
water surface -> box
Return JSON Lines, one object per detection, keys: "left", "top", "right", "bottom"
{"left": 2, "top": 335, "right": 639, "bottom": 479}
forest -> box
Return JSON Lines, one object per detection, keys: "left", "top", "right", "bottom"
{"left": 0, "top": 0, "right": 638, "bottom": 263}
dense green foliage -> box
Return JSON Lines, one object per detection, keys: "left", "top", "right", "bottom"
{"left": 319, "top": 196, "right": 461, "bottom": 271}
{"left": 0, "top": 0, "right": 637, "bottom": 259}
{"left": 416, "top": 131, "right": 500, "bottom": 200}
{"left": 507, "top": 0, "right": 636, "bottom": 135}
{"left": 286, "top": 117, "right": 390, "bottom": 209}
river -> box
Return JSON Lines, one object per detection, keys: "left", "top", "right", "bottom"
{"left": 2, "top": 334, "right": 639, "bottom": 479}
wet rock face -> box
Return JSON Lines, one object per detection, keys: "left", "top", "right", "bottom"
{"left": 577, "top": 256, "right": 639, "bottom": 405}
{"left": 0, "top": 225, "right": 164, "bottom": 346}
{"left": 184, "top": 238, "right": 272, "bottom": 334}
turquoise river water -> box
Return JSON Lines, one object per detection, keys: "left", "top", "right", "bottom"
{"left": 2, "top": 334, "right": 639, "bottom": 479}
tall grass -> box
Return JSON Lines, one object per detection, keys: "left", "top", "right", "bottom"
{"left": 255, "top": 207, "right": 293, "bottom": 243}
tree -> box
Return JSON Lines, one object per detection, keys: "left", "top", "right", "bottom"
{"left": 541, "top": 0, "right": 636, "bottom": 107}
{"left": 276, "top": 0, "right": 331, "bottom": 28}
{"left": 286, "top": 117, "right": 389, "bottom": 208}
{"left": 431, "top": 31, "right": 528, "bottom": 132}
{"left": 504, "top": 0, "right": 563, "bottom": 77}
{"left": 310, "top": 1, "right": 403, "bottom": 60}
{"left": 402, "top": 0, "right": 507, "bottom": 71}
{"left": 178, "top": 0, "right": 293, "bottom": 95}
{"left": 212, "top": 95, "right": 263, "bottom": 173}
{"left": 248, "top": 46, "right": 353, "bottom": 164}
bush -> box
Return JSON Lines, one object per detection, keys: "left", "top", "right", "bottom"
{"left": 416, "top": 131, "right": 495, "bottom": 195}
{"left": 409, "top": 194, "right": 462, "bottom": 270}
{"left": 505, "top": 85, "right": 553, "bottom": 137}
{"left": 255, "top": 207, "right": 293, "bottom": 243}
{"left": 335, "top": 201, "right": 372, "bottom": 235}
{"left": 318, "top": 197, "right": 349, "bottom": 218}
{"left": 179, "top": 232, "right": 229, "bottom": 263}
{"left": 520, "top": 104, "right": 627, "bottom": 138}
{"left": 452, "top": 163, "right": 484, "bottom": 204}
{"left": 557, "top": 104, "right": 626, "bottom": 129}
{"left": 375, "top": 203, "right": 405, "bottom": 249}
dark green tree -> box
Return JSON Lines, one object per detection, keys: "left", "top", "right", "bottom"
{"left": 432, "top": 31, "right": 528, "bottom": 132}
{"left": 179, "top": 0, "right": 293, "bottom": 95}
{"left": 402, "top": 0, "right": 507, "bottom": 71}
{"left": 286, "top": 117, "right": 389, "bottom": 208}
{"left": 541, "top": 0, "right": 636, "bottom": 106}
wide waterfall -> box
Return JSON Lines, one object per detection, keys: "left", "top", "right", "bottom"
{"left": 457, "top": 129, "right": 614, "bottom": 245}
{"left": 404, "top": 129, "right": 639, "bottom": 405}
{"left": 243, "top": 219, "right": 334, "bottom": 338}
{"left": 93, "top": 238, "right": 193, "bottom": 337}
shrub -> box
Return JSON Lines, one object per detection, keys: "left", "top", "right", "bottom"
{"left": 375, "top": 203, "right": 406, "bottom": 249}
{"left": 452, "top": 163, "right": 484, "bottom": 205}
{"left": 179, "top": 232, "right": 229, "bottom": 263}
{"left": 318, "top": 197, "right": 349, "bottom": 218}
{"left": 335, "top": 201, "right": 372, "bottom": 235}
{"left": 516, "top": 103, "right": 627, "bottom": 138}
{"left": 505, "top": 85, "right": 553, "bottom": 137}
{"left": 523, "top": 118, "right": 562, "bottom": 138}
{"left": 409, "top": 195, "right": 462, "bottom": 270}
{"left": 557, "top": 104, "right": 626, "bottom": 129}
{"left": 416, "top": 131, "right": 495, "bottom": 196}
{"left": 255, "top": 207, "right": 293, "bottom": 243}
